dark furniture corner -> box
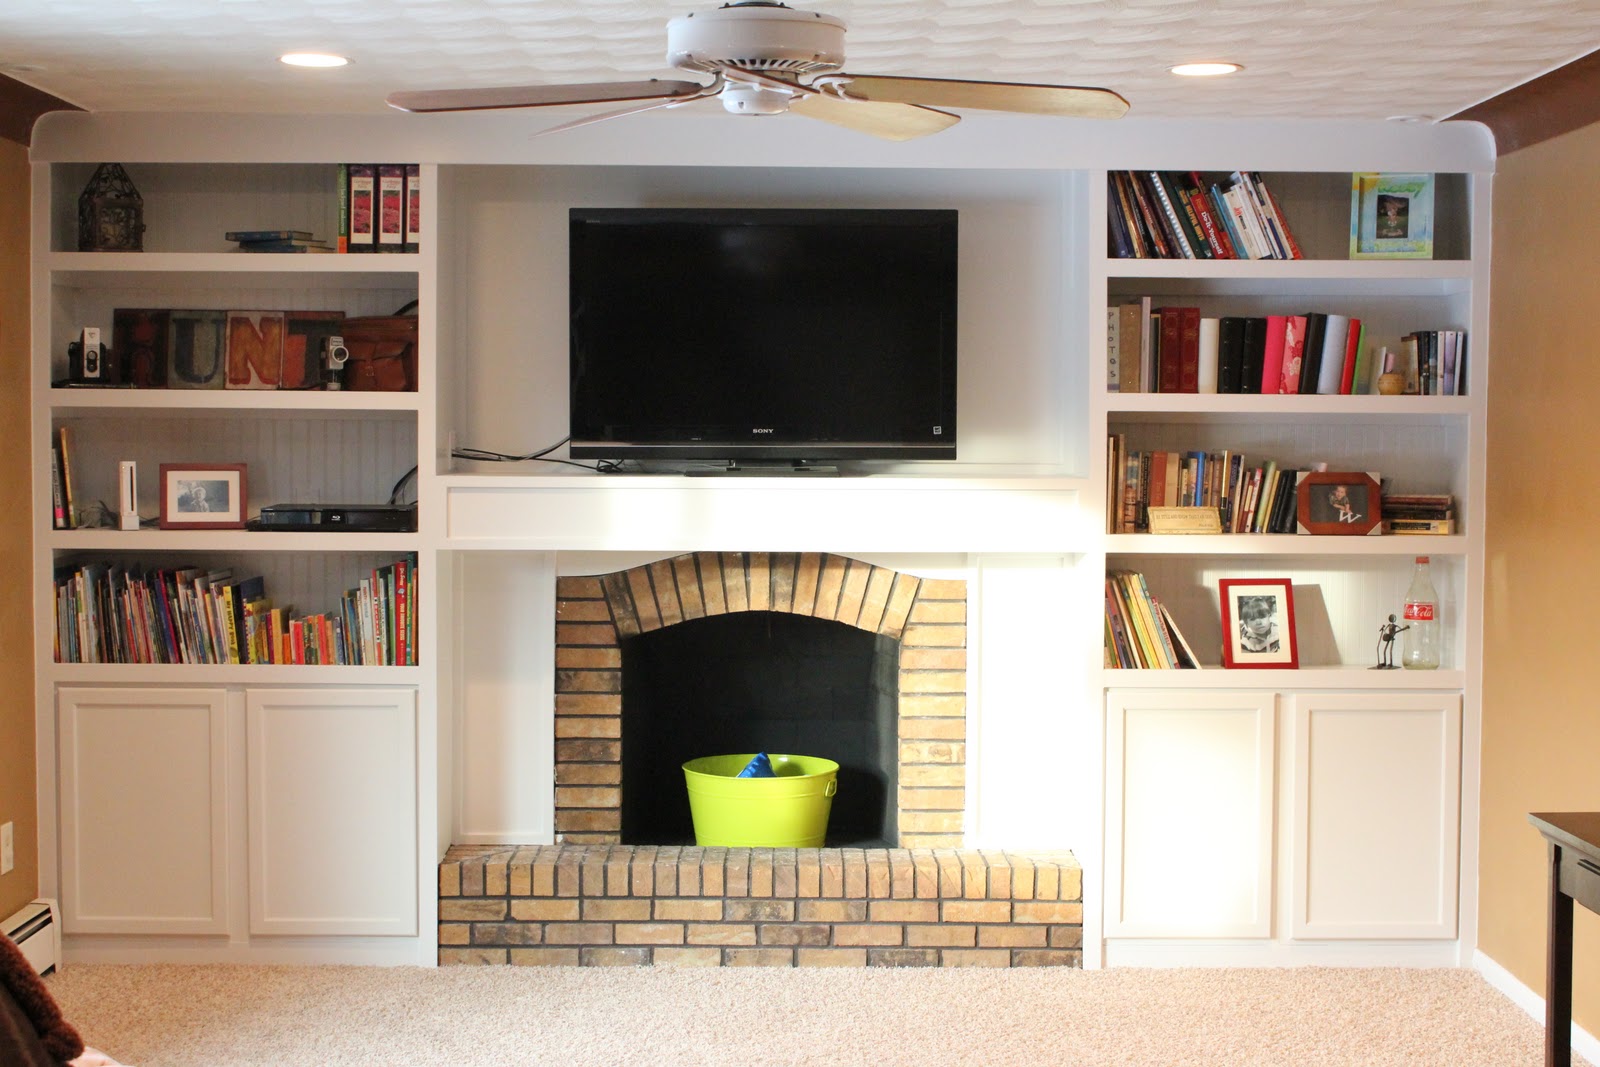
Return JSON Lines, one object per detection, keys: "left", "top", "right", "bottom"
{"left": 1529, "top": 811, "right": 1600, "bottom": 1067}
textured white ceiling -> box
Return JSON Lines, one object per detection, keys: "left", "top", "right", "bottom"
{"left": 1, "top": 1, "right": 1597, "bottom": 123}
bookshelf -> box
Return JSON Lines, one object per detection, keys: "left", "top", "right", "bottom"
{"left": 1093, "top": 169, "right": 1486, "bottom": 964}
{"left": 27, "top": 113, "right": 1492, "bottom": 970}
{"left": 30, "top": 159, "right": 438, "bottom": 964}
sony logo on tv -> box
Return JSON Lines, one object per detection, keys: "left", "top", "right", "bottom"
{"left": 750, "top": 428, "right": 775, "bottom": 434}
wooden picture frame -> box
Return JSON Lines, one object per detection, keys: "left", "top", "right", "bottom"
{"left": 1296, "top": 470, "right": 1382, "bottom": 535}
{"left": 159, "top": 463, "right": 247, "bottom": 529}
{"left": 1349, "top": 172, "right": 1435, "bottom": 259}
{"left": 1219, "top": 578, "right": 1298, "bottom": 669}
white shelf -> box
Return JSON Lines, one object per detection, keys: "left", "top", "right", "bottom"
{"left": 1104, "top": 257, "right": 1472, "bottom": 293}
{"left": 47, "top": 251, "right": 420, "bottom": 287}
{"left": 48, "top": 529, "right": 421, "bottom": 553}
{"left": 1105, "top": 394, "right": 1469, "bottom": 422}
{"left": 47, "top": 663, "right": 421, "bottom": 685}
{"left": 1104, "top": 666, "right": 1465, "bottom": 690}
{"left": 47, "top": 388, "right": 419, "bottom": 415}
{"left": 1105, "top": 534, "right": 1466, "bottom": 556}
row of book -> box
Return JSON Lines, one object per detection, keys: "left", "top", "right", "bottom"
{"left": 52, "top": 555, "right": 418, "bottom": 666}
{"left": 1108, "top": 300, "right": 1466, "bottom": 397}
{"left": 71, "top": 307, "right": 367, "bottom": 391}
{"left": 1105, "top": 571, "right": 1200, "bottom": 669}
{"left": 340, "top": 163, "right": 421, "bottom": 253}
{"left": 1107, "top": 436, "right": 1312, "bottom": 536}
{"left": 1108, "top": 170, "right": 1302, "bottom": 261}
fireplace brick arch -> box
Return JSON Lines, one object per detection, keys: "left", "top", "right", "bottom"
{"left": 554, "top": 552, "right": 967, "bottom": 847}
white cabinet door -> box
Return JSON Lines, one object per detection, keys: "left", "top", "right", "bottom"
{"left": 1105, "top": 690, "right": 1277, "bottom": 937}
{"left": 246, "top": 688, "right": 417, "bottom": 936}
{"left": 57, "top": 687, "right": 229, "bottom": 934}
{"left": 1287, "top": 691, "right": 1461, "bottom": 939}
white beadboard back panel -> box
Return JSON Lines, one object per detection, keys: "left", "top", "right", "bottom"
{"left": 56, "top": 413, "right": 416, "bottom": 515}
{"left": 450, "top": 164, "right": 1075, "bottom": 473}
{"left": 51, "top": 163, "right": 347, "bottom": 254}
{"left": 1113, "top": 553, "right": 1465, "bottom": 670}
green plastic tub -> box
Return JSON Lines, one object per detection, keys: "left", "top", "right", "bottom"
{"left": 682, "top": 753, "right": 839, "bottom": 848}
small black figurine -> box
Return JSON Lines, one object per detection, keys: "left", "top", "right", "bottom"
{"left": 1372, "top": 614, "right": 1409, "bottom": 669}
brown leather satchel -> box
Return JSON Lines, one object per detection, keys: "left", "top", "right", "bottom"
{"left": 340, "top": 312, "right": 418, "bottom": 392}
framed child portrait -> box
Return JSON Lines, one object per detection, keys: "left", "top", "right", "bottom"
{"left": 1349, "top": 172, "right": 1435, "bottom": 259}
{"left": 1219, "top": 578, "right": 1299, "bottom": 669}
{"left": 159, "top": 463, "right": 247, "bottom": 530}
{"left": 1295, "top": 470, "right": 1382, "bottom": 536}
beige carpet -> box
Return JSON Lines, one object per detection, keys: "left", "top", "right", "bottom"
{"left": 45, "top": 963, "right": 1578, "bottom": 1067}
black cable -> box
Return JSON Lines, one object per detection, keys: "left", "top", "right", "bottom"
{"left": 450, "top": 436, "right": 623, "bottom": 473}
{"left": 388, "top": 466, "right": 418, "bottom": 506}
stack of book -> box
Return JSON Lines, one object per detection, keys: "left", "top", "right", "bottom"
{"left": 1107, "top": 435, "right": 1303, "bottom": 536}
{"left": 1105, "top": 570, "right": 1201, "bottom": 669}
{"left": 52, "top": 555, "right": 418, "bottom": 666}
{"left": 1381, "top": 494, "right": 1454, "bottom": 535}
{"left": 226, "top": 229, "right": 333, "bottom": 253}
{"left": 1107, "top": 170, "right": 1301, "bottom": 260}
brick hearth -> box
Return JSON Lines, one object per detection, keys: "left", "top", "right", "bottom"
{"left": 440, "top": 845, "right": 1082, "bottom": 968}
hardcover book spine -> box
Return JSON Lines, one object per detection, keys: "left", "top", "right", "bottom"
{"left": 1279, "top": 314, "right": 1307, "bottom": 393}
{"left": 1197, "top": 316, "right": 1220, "bottom": 394}
{"left": 1148, "top": 172, "right": 1196, "bottom": 258}
{"left": 348, "top": 163, "right": 376, "bottom": 253}
{"left": 1316, "top": 313, "right": 1350, "bottom": 394}
{"left": 336, "top": 162, "right": 349, "bottom": 253}
{"left": 378, "top": 164, "right": 405, "bottom": 251}
{"left": 403, "top": 163, "right": 422, "bottom": 254}
{"left": 1259, "top": 314, "right": 1288, "bottom": 395}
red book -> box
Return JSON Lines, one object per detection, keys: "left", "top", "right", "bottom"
{"left": 1146, "top": 451, "right": 1168, "bottom": 512}
{"left": 1259, "top": 315, "right": 1288, "bottom": 394}
{"left": 1339, "top": 317, "right": 1363, "bottom": 394}
{"left": 1185, "top": 171, "right": 1235, "bottom": 258}
{"left": 1155, "top": 306, "right": 1200, "bottom": 393}
{"left": 1279, "top": 314, "right": 1308, "bottom": 393}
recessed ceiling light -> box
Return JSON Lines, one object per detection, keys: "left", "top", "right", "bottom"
{"left": 280, "top": 53, "right": 349, "bottom": 68}
{"left": 1170, "top": 62, "right": 1242, "bottom": 77}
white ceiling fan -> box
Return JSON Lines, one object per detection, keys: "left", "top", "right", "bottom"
{"left": 385, "top": 1, "right": 1129, "bottom": 141}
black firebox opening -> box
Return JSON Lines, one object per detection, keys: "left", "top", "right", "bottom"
{"left": 620, "top": 611, "right": 899, "bottom": 847}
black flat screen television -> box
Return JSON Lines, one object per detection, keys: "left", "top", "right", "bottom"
{"left": 568, "top": 207, "right": 957, "bottom": 463}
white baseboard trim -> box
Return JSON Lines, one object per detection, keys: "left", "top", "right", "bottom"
{"left": 1475, "top": 949, "right": 1600, "bottom": 1065}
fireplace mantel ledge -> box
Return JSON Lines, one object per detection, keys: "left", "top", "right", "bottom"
{"left": 440, "top": 472, "right": 1091, "bottom": 554}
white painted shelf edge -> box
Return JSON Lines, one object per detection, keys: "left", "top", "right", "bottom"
{"left": 1103, "top": 666, "right": 1465, "bottom": 689}
{"left": 1105, "top": 534, "right": 1467, "bottom": 556}
{"left": 47, "top": 530, "right": 421, "bottom": 552}
{"left": 47, "top": 388, "right": 419, "bottom": 414}
{"left": 47, "top": 664, "right": 422, "bottom": 685}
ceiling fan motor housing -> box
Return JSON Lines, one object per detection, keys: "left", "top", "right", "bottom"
{"left": 667, "top": 3, "right": 847, "bottom": 80}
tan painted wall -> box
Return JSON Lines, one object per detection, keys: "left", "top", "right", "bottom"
{"left": 1482, "top": 118, "right": 1600, "bottom": 1030}
{"left": 0, "top": 138, "right": 37, "bottom": 920}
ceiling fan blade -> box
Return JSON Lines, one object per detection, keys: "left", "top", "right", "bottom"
{"left": 831, "top": 74, "right": 1130, "bottom": 119}
{"left": 385, "top": 79, "right": 710, "bottom": 114}
{"left": 533, "top": 90, "right": 717, "bottom": 137}
{"left": 788, "top": 92, "right": 959, "bottom": 141}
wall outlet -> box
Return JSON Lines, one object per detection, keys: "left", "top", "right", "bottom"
{"left": 0, "top": 822, "right": 13, "bottom": 875}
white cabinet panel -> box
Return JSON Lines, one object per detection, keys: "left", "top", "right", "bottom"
{"left": 1105, "top": 690, "right": 1276, "bottom": 937}
{"left": 57, "top": 688, "right": 228, "bottom": 934}
{"left": 247, "top": 688, "right": 417, "bottom": 936}
{"left": 1288, "top": 691, "right": 1461, "bottom": 939}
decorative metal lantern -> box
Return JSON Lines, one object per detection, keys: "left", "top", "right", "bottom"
{"left": 77, "top": 163, "right": 145, "bottom": 252}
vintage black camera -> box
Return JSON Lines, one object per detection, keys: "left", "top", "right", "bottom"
{"left": 66, "top": 326, "right": 115, "bottom": 384}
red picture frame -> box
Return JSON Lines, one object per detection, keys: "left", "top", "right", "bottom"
{"left": 1219, "top": 577, "right": 1299, "bottom": 669}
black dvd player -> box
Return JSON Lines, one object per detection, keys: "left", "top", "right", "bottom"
{"left": 250, "top": 503, "right": 417, "bottom": 532}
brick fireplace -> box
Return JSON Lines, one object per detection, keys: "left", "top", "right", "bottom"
{"left": 438, "top": 551, "right": 1083, "bottom": 967}
{"left": 553, "top": 551, "right": 967, "bottom": 848}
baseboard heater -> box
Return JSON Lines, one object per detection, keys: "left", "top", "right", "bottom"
{"left": 3, "top": 899, "right": 61, "bottom": 976}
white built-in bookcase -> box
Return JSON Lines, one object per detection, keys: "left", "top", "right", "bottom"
{"left": 28, "top": 111, "right": 1493, "bottom": 968}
